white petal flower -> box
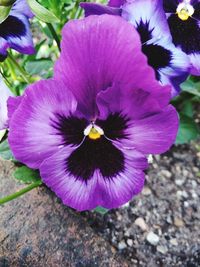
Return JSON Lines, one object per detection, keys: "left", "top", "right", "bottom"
{"left": 0, "top": 76, "right": 13, "bottom": 130}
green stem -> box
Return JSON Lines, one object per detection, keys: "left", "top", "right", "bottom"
{"left": 7, "top": 53, "right": 32, "bottom": 84}
{"left": 47, "top": 23, "right": 61, "bottom": 51}
{"left": 0, "top": 181, "right": 42, "bottom": 205}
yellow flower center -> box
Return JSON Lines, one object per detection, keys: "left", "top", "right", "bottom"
{"left": 84, "top": 124, "right": 104, "bottom": 140}
{"left": 176, "top": 2, "right": 194, "bottom": 21}
{"left": 88, "top": 127, "right": 101, "bottom": 140}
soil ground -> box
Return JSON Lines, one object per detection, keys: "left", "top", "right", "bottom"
{"left": 83, "top": 140, "right": 200, "bottom": 267}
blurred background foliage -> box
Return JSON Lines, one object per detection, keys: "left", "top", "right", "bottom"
{"left": 0, "top": 0, "right": 200, "bottom": 146}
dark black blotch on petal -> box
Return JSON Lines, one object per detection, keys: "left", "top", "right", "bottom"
{"left": 97, "top": 113, "right": 129, "bottom": 140}
{"left": 52, "top": 114, "right": 88, "bottom": 146}
{"left": 66, "top": 137, "right": 125, "bottom": 181}
{"left": 193, "top": 3, "right": 200, "bottom": 20}
{"left": 142, "top": 44, "right": 172, "bottom": 79}
{"left": 136, "top": 20, "right": 153, "bottom": 43}
{"left": 0, "top": 16, "right": 26, "bottom": 39}
{"left": 167, "top": 14, "right": 200, "bottom": 54}
{"left": 163, "top": 0, "right": 178, "bottom": 13}
{"left": 55, "top": 113, "right": 128, "bottom": 181}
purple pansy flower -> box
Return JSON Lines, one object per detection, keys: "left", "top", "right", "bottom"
{"left": 81, "top": 0, "right": 190, "bottom": 97}
{"left": 8, "top": 15, "right": 179, "bottom": 211}
{"left": 0, "top": 0, "right": 35, "bottom": 61}
{"left": 163, "top": 0, "right": 200, "bottom": 75}
{"left": 0, "top": 76, "right": 13, "bottom": 130}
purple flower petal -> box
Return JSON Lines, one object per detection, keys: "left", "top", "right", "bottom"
{"left": 126, "top": 105, "right": 179, "bottom": 154}
{"left": 7, "top": 95, "right": 23, "bottom": 124}
{"left": 97, "top": 83, "right": 171, "bottom": 120}
{"left": 8, "top": 79, "right": 78, "bottom": 169}
{"left": 189, "top": 53, "right": 200, "bottom": 75}
{"left": 0, "top": 38, "right": 9, "bottom": 57}
{"left": 163, "top": 0, "right": 200, "bottom": 75}
{"left": 40, "top": 145, "right": 147, "bottom": 211}
{"left": 122, "top": 0, "right": 190, "bottom": 95}
{"left": 80, "top": 2, "right": 121, "bottom": 17}
{"left": 0, "top": 14, "right": 35, "bottom": 55}
{"left": 12, "top": 0, "right": 34, "bottom": 18}
{"left": 54, "top": 14, "right": 170, "bottom": 118}
{"left": 108, "top": 0, "right": 125, "bottom": 7}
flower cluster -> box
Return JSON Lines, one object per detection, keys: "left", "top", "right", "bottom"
{"left": 81, "top": 0, "right": 199, "bottom": 96}
{"left": 0, "top": 0, "right": 199, "bottom": 211}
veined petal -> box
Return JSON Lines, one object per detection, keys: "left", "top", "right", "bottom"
{"left": 122, "top": 0, "right": 191, "bottom": 94}
{"left": 0, "top": 14, "right": 35, "bottom": 54}
{"left": 96, "top": 84, "right": 171, "bottom": 120}
{"left": 163, "top": 0, "right": 200, "bottom": 74}
{"left": 122, "top": 0, "right": 170, "bottom": 40}
{"left": 0, "top": 37, "right": 9, "bottom": 58}
{"left": 0, "top": 77, "right": 13, "bottom": 130}
{"left": 7, "top": 95, "right": 24, "bottom": 124}
{"left": 126, "top": 105, "right": 179, "bottom": 154}
{"left": 108, "top": 0, "right": 125, "bottom": 7}
{"left": 80, "top": 2, "right": 121, "bottom": 17}
{"left": 54, "top": 14, "right": 171, "bottom": 118}
{"left": 40, "top": 144, "right": 147, "bottom": 211}
{"left": 8, "top": 79, "right": 78, "bottom": 169}
{"left": 11, "top": 0, "right": 34, "bottom": 18}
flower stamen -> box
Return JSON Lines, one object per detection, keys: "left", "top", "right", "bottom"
{"left": 84, "top": 124, "right": 104, "bottom": 140}
{"left": 176, "top": 1, "right": 194, "bottom": 21}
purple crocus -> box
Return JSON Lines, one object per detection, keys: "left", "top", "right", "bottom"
{"left": 0, "top": 0, "right": 35, "bottom": 61}
{"left": 8, "top": 15, "right": 179, "bottom": 211}
{"left": 81, "top": 0, "right": 191, "bottom": 97}
{"left": 163, "top": 0, "right": 200, "bottom": 75}
{"left": 0, "top": 76, "right": 13, "bottom": 130}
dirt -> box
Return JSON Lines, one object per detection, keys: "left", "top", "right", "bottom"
{"left": 82, "top": 140, "right": 200, "bottom": 267}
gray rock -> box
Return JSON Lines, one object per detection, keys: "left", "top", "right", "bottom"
{"left": 0, "top": 160, "right": 130, "bottom": 267}
{"left": 146, "top": 232, "right": 159, "bottom": 246}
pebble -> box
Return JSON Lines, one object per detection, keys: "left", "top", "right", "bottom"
{"left": 191, "top": 180, "right": 197, "bottom": 187}
{"left": 191, "top": 191, "right": 198, "bottom": 199}
{"left": 177, "top": 190, "right": 189, "bottom": 199}
{"left": 157, "top": 245, "right": 168, "bottom": 254}
{"left": 134, "top": 217, "right": 148, "bottom": 232}
{"left": 170, "top": 238, "right": 178, "bottom": 246}
{"left": 142, "top": 187, "right": 152, "bottom": 196}
{"left": 184, "top": 201, "right": 189, "bottom": 208}
{"left": 146, "top": 231, "right": 160, "bottom": 246}
{"left": 175, "top": 179, "right": 184, "bottom": 186}
{"left": 127, "top": 239, "right": 133, "bottom": 247}
{"left": 174, "top": 217, "right": 184, "bottom": 227}
{"left": 161, "top": 170, "right": 172, "bottom": 178}
{"left": 166, "top": 214, "right": 173, "bottom": 224}
{"left": 118, "top": 241, "right": 127, "bottom": 250}
{"left": 182, "top": 169, "right": 189, "bottom": 177}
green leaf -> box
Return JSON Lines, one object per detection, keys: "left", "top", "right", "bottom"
{"left": 27, "top": 0, "right": 59, "bottom": 23}
{"left": 25, "top": 59, "right": 53, "bottom": 77}
{"left": 94, "top": 206, "right": 109, "bottom": 215}
{"left": 176, "top": 114, "right": 199, "bottom": 144}
{"left": 0, "top": 0, "right": 15, "bottom": 6}
{"left": 182, "top": 101, "right": 194, "bottom": 118}
{"left": 181, "top": 80, "right": 200, "bottom": 97}
{"left": 0, "top": 5, "right": 12, "bottom": 23}
{"left": 0, "top": 139, "right": 15, "bottom": 161}
{"left": 13, "top": 166, "right": 42, "bottom": 184}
